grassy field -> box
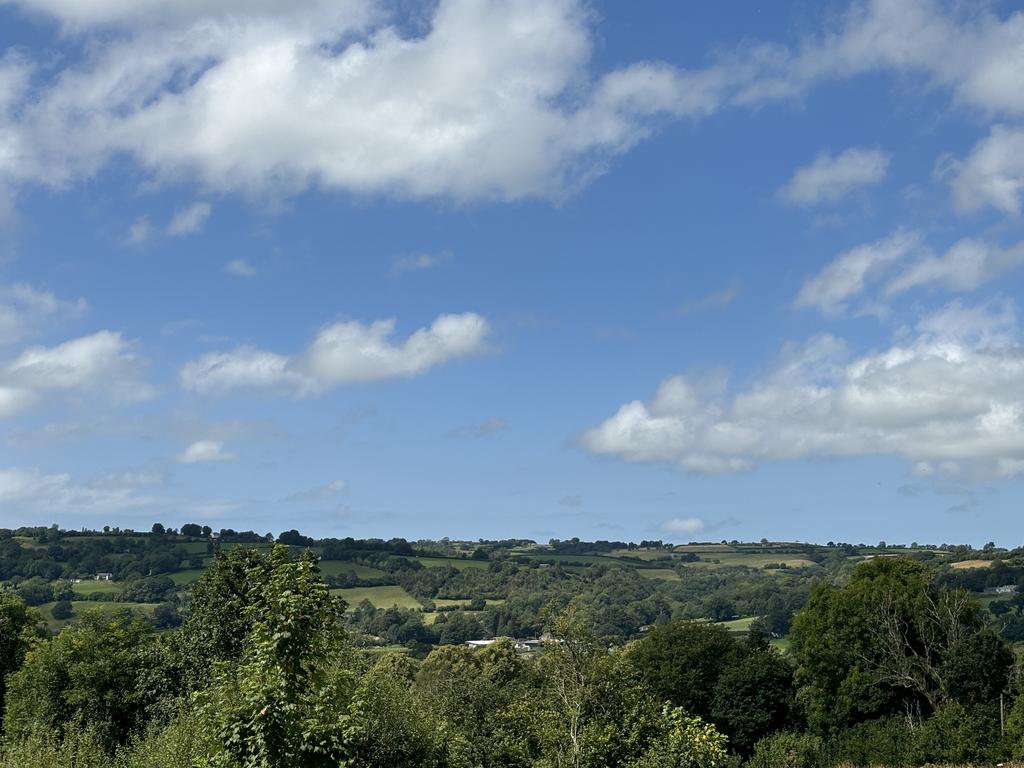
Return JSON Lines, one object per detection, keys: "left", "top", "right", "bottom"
{"left": 718, "top": 616, "right": 759, "bottom": 634}
{"left": 40, "top": 601, "right": 159, "bottom": 632}
{"left": 176, "top": 541, "right": 209, "bottom": 554}
{"left": 682, "top": 553, "right": 817, "bottom": 570}
{"left": 169, "top": 569, "right": 207, "bottom": 585}
{"left": 331, "top": 585, "right": 421, "bottom": 610}
{"left": 674, "top": 543, "right": 737, "bottom": 553}
{"left": 71, "top": 580, "right": 121, "bottom": 595}
{"left": 318, "top": 561, "right": 388, "bottom": 579}
{"left": 949, "top": 559, "right": 993, "bottom": 569}
{"left": 518, "top": 553, "right": 626, "bottom": 566}
{"left": 413, "top": 556, "right": 491, "bottom": 570}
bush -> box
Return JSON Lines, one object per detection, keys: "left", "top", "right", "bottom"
{"left": 748, "top": 731, "right": 829, "bottom": 768}
{"left": 834, "top": 716, "right": 914, "bottom": 766}
{"left": 912, "top": 701, "right": 1002, "bottom": 765}
{"left": 51, "top": 600, "right": 73, "bottom": 620}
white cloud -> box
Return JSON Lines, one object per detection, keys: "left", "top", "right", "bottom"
{"left": 4, "top": 0, "right": 1021, "bottom": 208}
{"left": 0, "top": 385, "right": 36, "bottom": 417}
{"left": 283, "top": 479, "right": 347, "bottom": 502}
{"left": 177, "top": 439, "right": 237, "bottom": 464}
{"left": 946, "top": 125, "right": 1024, "bottom": 215}
{"left": 181, "top": 311, "right": 490, "bottom": 395}
{"left": 166, "top": 201, "right": 212, "bottom": 235}
{"left": 0, "top": 283, "right": 87, "bottom": 345}
{"left": 390, "top": 250, "right": 452, "bottom": 277}
{"left": 0, "top": 466, "right": 162, "bottom": 511}
{"left": 223, "top": 258, "right": 256, "bottom": 278}
{"left": 796, "top": 232, "right": 1024, "bottom": 315}
{"left": 125, "top": 217, "right": 151, "bottom": 246}
{"left": 5, "top": 330, "right": 145, "bottom": 392}
{"left": 581, "top": 300, "right": 1024, "bottom": 478}
{"left": 884, "top": 239, "right": 1024, "bottom": 297}
{"left": 179, "top": 346, "right": 299, "bottom": 395}
{"left": 660, "top": 517, "right": 706, "bottom": 535}
{"left": 779, "top": 147, "right": 891, "bottom": 205}
{"left": 794, "top": 231, "right": 921, "bottom": 316}
{"left": 0, "top": 331, "right": 152, "bottom": 418}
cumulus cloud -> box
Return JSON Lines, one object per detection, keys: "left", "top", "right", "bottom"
{"left": 180, "top": 312, "right": 489, "bottom": 395}
{"left": 779, "top": 147, "right": 891, "bottom": 205}
{"left": 0, "top": 330, "right": 152, "bottom": 417}
{"left": 946, "top": 125, "right": 1024, "bottom": 215}
{"left": 166, "top": 201, "right": 212, "bottom": 235}
{"left": 581, "top": 300, "right": 1024, "bottom": 478}
{"left": 0, "top": 283, "right": 87, "bottom": 345}
{"left": 2, "top": 0, "right": 1023, "bottom": 207}
{"left": 177, "top": 440, "right": 236, "bottom": 464}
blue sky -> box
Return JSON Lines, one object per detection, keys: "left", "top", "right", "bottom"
{"left": 2, "top": 0, "right": 1024, "bottom": 545}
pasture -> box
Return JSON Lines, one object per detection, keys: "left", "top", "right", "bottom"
{"left": 71, "top": 580, "right": 122, "bottom": 595}
{"left": 331, "top": 585, "right": 421, "bottom": 610}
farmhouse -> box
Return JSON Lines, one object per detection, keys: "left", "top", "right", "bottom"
{"left": 994, "top": 584, "right": 1019, "bottom": 595}
{"left": 95, "top": 572, "right": 114, "bottom": 581}
{"left": 465, "top": 637, "right": 545, "bottom": 652}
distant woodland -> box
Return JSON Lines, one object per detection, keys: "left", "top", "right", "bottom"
{"left": 1, "top": 524, "right": 1023, "bottom": 766}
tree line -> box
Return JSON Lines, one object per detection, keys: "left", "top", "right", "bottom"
{"left": 1, "top": 546, "right": 1023, "bottom": 767}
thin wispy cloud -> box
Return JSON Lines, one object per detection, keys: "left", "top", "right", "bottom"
{"left": 673, "top": 282, "right": 740, "bottom": 316}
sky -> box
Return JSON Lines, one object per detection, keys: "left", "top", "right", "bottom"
{"left": 1, "top": 0, "right": 1024, "bottom": 546}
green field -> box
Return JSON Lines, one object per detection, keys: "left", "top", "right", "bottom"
{"left": 318, "top": 561, "right": 387, "bottom": 579}
{"left": 718, "top": 616, "right": 759, "bottom": 634}
{"left": 682, "top": 553, "right": 817, "bottom": 570}
{"left": 518, "top": 553, "right": 623, "bottom": 566}
{"left": 169, "top": 569, "right": 207, "bottom": 585}
{"left": 331, "top": 585, "right": 421, "bottom": 610}
{"left": 71, "top": 580, "right": 121, "bottom": 595}
{"left": 413, "top": 556, "right": 490, "bottom": 570}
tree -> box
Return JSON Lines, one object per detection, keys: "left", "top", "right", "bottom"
{"left": 0, "top": 593, "right": 44, "bottom": 723}
{"left": 151, "top": 523, "right": 166, "bottom": 536}
{"left": 626, "top": 619, "right": 738, "bottom": 718}
{"left": 789, "top": 557, "right": 1004, "bottom": 733}
{"left": 180, "top": 523, "right": 203, "bottom": 538}
{"left": 710, "top": 642, "right": 796, "bottom": 755}
{"left": 3, "top": 609, "right": 179, "bottom": 750}
{"left": 197, "top": 545, "right": 354, "bottom": 767}
{"left": 51, "top": 600, "right": 73, "bottom": 620}
{"left": 417, "top": 639, "right": 535, "bottom": 767}
{"left": 176, "top": 546, "right": 270, "bottom": 684}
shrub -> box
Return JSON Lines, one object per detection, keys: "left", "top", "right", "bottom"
{"left": 747, "top": 731, "right": 829, "bottom": 768}
{"left": 51, "top": 600, "right": 73, "bottom": 620}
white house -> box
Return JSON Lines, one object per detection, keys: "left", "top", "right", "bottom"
{"left": 95, "top": 572, "right": 114, "bottom": 581}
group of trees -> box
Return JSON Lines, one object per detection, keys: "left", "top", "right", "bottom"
{"left": 0, "top": 546, "right": 1022, "bottom": 767}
